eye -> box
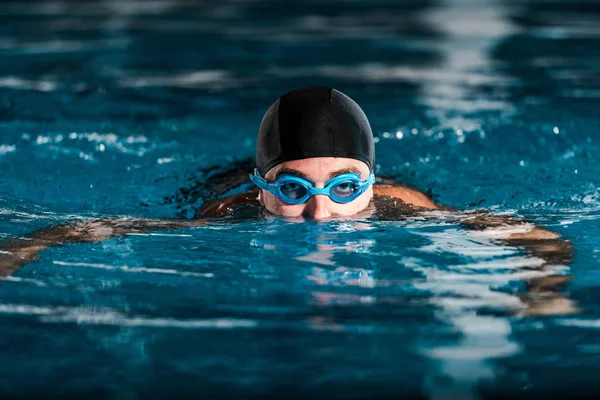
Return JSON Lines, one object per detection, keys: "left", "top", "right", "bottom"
{"left": 331, "top": 181, "right": 358, "bottom": 198}
{"left": 280, "top": 182, "right": 309, "bottom": 200}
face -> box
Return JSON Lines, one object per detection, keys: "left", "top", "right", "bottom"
{"left": 259, "top": 157, "right": 374, "bottom": 220}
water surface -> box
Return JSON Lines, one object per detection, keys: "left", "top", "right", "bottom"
{"left": 0, "top": 0, "right": 599, "bottom": 398}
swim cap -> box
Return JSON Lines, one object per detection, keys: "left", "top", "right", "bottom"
{"left": 256, "top": 87, "right": 375, "bottom": 175}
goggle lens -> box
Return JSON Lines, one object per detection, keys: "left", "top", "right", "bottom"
{"left": 331, "top": 181, "right": 359, "bottom": 199}
{"left": 280, "top": 181, "right": 309, "bottom": 200}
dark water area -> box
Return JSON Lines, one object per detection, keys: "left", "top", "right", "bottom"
{"left": 0, "top": 0, "right": 599, "bottom": 399}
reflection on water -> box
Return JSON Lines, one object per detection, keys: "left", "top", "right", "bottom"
{"left": 417, "top": 0, "right": 518, "bottom": 134}
{"left": 245, "top": 209, "right": 576, "bottom": 398}
{"left": 0, "top": 0, "right": 599, "bottom": 398}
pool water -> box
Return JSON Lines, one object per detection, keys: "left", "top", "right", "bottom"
{"left": 0, "top": 0, "right": 599, "bottom": 398}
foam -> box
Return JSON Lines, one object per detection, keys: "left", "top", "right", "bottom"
{"left": 556, "top": 319, "right": 600, "bottom": 329}
{"left": 0, "top": 144, "right": 16, "bottom": 155}
{"left": 53, "top": 261, "right": 214, "bottom": 278}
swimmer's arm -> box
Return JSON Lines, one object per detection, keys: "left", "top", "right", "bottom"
{"left": 457, "top": 212, "right": 573, "bottom": 269}
{"left": 457, "top": 212, "right": 577, "bottom": 315}
{"left": 0, "top": 217, "right": 209, "bottom": 276}
{"left": 0, "top": 190, "right": 261, "bottom": 276}
{"left": 458, "top": 212, "right": 563, "bottom": 240}
{"left": 460, "top": 214, "right": 574, "bottom": 278}
{"left": 374, "top": 180, "right": 575, "bottom": 314}
{"left": 373, "top": 183, "right": 557, "bottom": 240}
{"left": 376, "top": 182, "right": 566, "bottom": 245}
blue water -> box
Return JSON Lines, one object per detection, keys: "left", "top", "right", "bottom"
{"left": 1, "top": 0, "right": 599, "bottom": 398}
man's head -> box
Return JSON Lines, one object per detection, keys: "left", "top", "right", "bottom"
{"left": 253, "top": 87, "right": 375, "bottom": 219}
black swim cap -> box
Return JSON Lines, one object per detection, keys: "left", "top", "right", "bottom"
{"left": 256, "top": 87, "right": 375, "bottom": 175}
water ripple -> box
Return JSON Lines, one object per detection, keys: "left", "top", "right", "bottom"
{"left": 0, "top": 303, "right": 257, "bottom": 329}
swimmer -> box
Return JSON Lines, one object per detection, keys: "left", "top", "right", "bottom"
{"left": 0, "top": 87, "right": 575, "bottom": 314}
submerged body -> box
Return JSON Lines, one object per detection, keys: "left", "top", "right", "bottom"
{"left": 0, "top": 166, "right": 575, "bottom": 317}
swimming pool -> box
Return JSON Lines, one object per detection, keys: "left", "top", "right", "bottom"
{"left": 0, "top": 0, "right": 599, "bottom": 398}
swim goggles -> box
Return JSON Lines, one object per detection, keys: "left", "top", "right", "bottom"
{"left": 249, "top": 168, "right": 375, "bottom": 205}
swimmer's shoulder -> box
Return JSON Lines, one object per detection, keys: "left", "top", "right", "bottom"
{"left": 195, "top": 190, "right": 260, "bottom": 218}
{"left": 373, "top": 184, "right": 439, "bottom": 209}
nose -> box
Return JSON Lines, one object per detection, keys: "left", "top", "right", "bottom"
{"left": 302, "top": 194, "right": 332, "bottom": 220}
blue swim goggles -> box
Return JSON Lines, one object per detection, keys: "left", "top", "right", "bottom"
{"left": 249, "top": 168, "right": 375, "bottom": 205}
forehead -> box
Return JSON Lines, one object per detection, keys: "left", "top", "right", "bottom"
{"left": 265, "top": 157, "right": 370, "bottom": 180}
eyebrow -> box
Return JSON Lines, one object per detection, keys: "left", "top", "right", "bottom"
{"left": 327, "top": 167, "right": 362, "bottom": 180}
{"left": 275, "top": 168, "right": 310, "bottom": 181}
{"left": 273, "top": 166, "right": 363, "bottom": 181}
